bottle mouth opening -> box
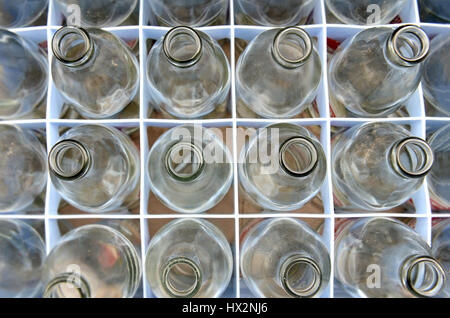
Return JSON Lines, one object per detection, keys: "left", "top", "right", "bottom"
{"left": 279, "top": 137, "right": 318, "bottom": 177}
{"left": 388, "top": 25, "right": 429, "bottom": 66}
{"left": 402, "top": 256, "right": 446, "bottom": 297}
{"left": 49, "top": 139, "right": 91, "bottom": 181}
{"left": 165, "top": 141, "right": 205, "bottom": 182}
{"left": 280, "top": 256, "right": 322, "bottom": 298}
{"left": 272, "top": 27, "right": 312, "bottom": 68}
{"left": 52, "top": 26, "right": 94, "bottom": 67}
{"left": 391, "top": 137, "right": 434, "bottom": 178}
{"left": 163, "top": 26, "right": 203, "bottom": 68}
{"left": 43, "top": 272, "right": 91, "bottom": 298}
{"left": 162, "top": 257, "right": 202, "bottom": 298}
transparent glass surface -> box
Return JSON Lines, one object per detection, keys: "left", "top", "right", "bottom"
{"left": 55, "top": 0, "right": 137, "bottom": 27}
{"left": 0, "top": 219, "right": 46, "bottom": 298}
{"left": 241, "top": 218, "right": 330, "bottom": 298}
{"left": 335, "top": 217, "right": 445, "bottom": 298}
{"left": 51, "top": 27, "right": 139, "bottom": 119}
{"left": 432, "top": 219, "right": 450, "bottom": 297}
{"left": 43, "top": 225, "right": 141, "bottom": 298}
{"left": 49, "top": 124, "right": 140, "bottom": 213}
{"left": 332, "top": 122, "right": 431, "bottom": 211}
{"left": 146, "top": 27, "right": 230, "bottom": 119}
{"left": 423, "top": 34, "right": 450, "bottom": 116}
{"left": 239, "top": 123, "right": 326, "bottom": 211}
{"left": 0, "top": 0, "right": 48, "bottom": 28}
{"left": 236, "top": 27, "right": 321, "bottom": 118}
{"left": 428, "top": 125, "right": 450, "bottom": 209}
{"left": 148, "top": 0, "right": 228, "bottom": 27}
{"left": 420, "top": 0, "right": 450, "bottom": 23}
{"left": 0, "top": 30, "right": 48, "bottom": 120}
{"left": 328, "top": 26, "right": 428, "bottom": 117}
{"left": 145, "top": 218, "right": 233, "bottom": 298}
{"left": 0, "top": 125, "right": 47, "bottom": 213}
{"left": 326, "top": 0, "right": 408, "bottom": 25}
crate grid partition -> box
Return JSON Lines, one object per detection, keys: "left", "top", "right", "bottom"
{"left": 1, "top": 0, "right": 449, "bottom": 298}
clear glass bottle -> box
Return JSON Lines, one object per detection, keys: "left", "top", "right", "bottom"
{"left": 241, "top": 218, "right": 330, "bottom": 298}
{"left": 147, "top": 124, "right": 233, "bottom": 213}
{"left": 332, "top": 122, "right": 434, "bottom": 211}
{"left": 326, "top": 0, "right": 408, "bottom": 25}
{"left": 420, "top": 0, "right": 450, "bottom": 23}
{"left": 335, "top": 217, "right": 446, "bottom": 298}
{"left": 235, "top": 0, "right": 316, "bottom": 26}
{"left": 43, "top": 224, "right": 141, "bottom": 298}
{"left": 55, "top": 0, "right": 137, "bottom": 27}
{"left": 0, "top": 125, "right": 47, "bottom": 213}
{"left": 432, "top": 219, "right": 450, "bottom": 297}
{"left": 239, "top": 123, "right": 326, "bottom": 211}
{"left": 51, "top": 26, "right": 139, "bottom": 119}
{"left": 48, "top": 124, "right": 140, "bottom": 213}
{"left": 423, "top": 34, "right": 450, "bottom": 116}
{"left": 236, "top": 27, "right": 321, "bottom": 118}
{"left": 0, "top": 29, "right": 48, "bottom": 120}
{"left": 328, "top": 25, "right": 429, "bottom": 117}
{"left": 145, "top": 218, "right": 233, "bottom": 298}
{"left": 428, "top": 125, "right": 450, "bottom": 210}
{"left": 146, "top": 26, "right": 230, "bottom": 119}
{"left": 148, "top": 0, "right": 228, "bottom": 27}
{"left": 0, "top": 0, "right": 48, "bottom": 28}
{"left": 0, "top": 219, "right": 46, "bottom": 298}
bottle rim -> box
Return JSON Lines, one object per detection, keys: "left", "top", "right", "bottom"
{"left": 272, "top": 26, "right": 313, "bottom": 68}
{"left": 390, "top": 137, "right": 434, "bottom": 178}
{"left": 280, "top": 255, "right": 322, "bottom": 298}
{"left": 43, "top": 272, "right": 91, "bottom": 298}
{"left": 163, "top": 26, "right": 203, "bottom": 68}
{"left": 387, "top": 24, "right": 429, "bottom": 67}
{"left": 279, "top": 136, "right": 319, "bottom": 177}
{"left": 52, "top": 26, "right": 94, "bottom": 67}
{"left": 165, "top": 141, "right": 205, "bottom": 182}
{"left": 49, "top": 139, "right": 91, "bottom": 181}
{"left": 161, "top": 257, "right": 203, "bottom": 298}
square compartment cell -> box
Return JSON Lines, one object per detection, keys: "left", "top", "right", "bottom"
{"left": 47, "top": 26, "right": 140, "bottom": 120}
{"left": 233, "top": 0, "right": 325, "bottom": 26}
{"left": 239, "top": 216, "right": 333, "bottom": 298}
{"left": 143, "top": 121, "right": 235, "bottom": 215}
{"left": 48, "top": 0, "right": 140, "bottom": 27}
{"left": 45, "top": 121, "right": 141, "bottom": 216}
{"left": 330, "top": 119, "right": 431, "bottom": 215}
{"left": 234, "top": 25, "right": 328, "bottom": 119}
{"left": 236, "top": 120, "right": 331, "bottom": 215}
{"left": 143, "top": 217, "right": 237, "bottom": 298}
{"left": 141, "top": 26, "right": 233, "bottom": 119}
{"left": 325, "top": 25, "right": 427, "bottom": 119}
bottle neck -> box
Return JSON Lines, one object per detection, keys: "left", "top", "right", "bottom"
{"left": 163, "top": 26, "right": 203, "bottom": 68}
{"left": 52, "top": 26, "right": 95, "bottom": 68}
{"left": 279, "top": 255, "right": 322, "bottom": 298}
{"left": 161, "top": 257, "right": 202, "bottom": 298}
{"left": 271, "top": 27, "right": 312, "bottom": 69}
{"left": 43, "top": 272, "right": 91, "bottom": 298}
{"left": 385, "top": 24, "right": 429, "bottom": 67}
{"left": 401, "top": 255, "right": 446, "bottom": 297}
{"left": 165, "top": 141, "right": 205, "bottom": 182}
{"left": 49, "top": 139, "right": 92, "bottom": 181}
{"left": 389, "top": 137, "right": 434, "bottom": 179}
{"left": 279, "top": 136, "right": 318, "bottom": 177}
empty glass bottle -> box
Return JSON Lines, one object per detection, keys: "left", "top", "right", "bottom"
{"left": 428, "top": 125, "right": 450, "bottom": 210}
{"left": 328, "top": 25, "right": 429, "bottom": 117}
{"left": 43, "top": 225, "right": 141, "bottom": 298}
{"left": 241, "top": 218, "right": 330, "bottom": 298}
{"left": 145, "top": 218, "right": 233, "bottom": 298}
{"left": 335, "top": 217, "right": 446, "bottom": 298}
{"left": 0, "top": 0, "right": 48, "bottom": 28}
{"left": 55, "top": 0, "right": 137, "bottom": 27}
{"left": 0, "top": 125, "right": 47, "bottom": 213}
{"left": 235, "top": 0, "right": 316, "bottom": 26}
{"left": 420, "top": 0, "right": 450, "bottom": 23}
{"left": 326, "top": 0, "right": 408, "bottom": 25}
{"left": 51, "top": 26, "right": 139, "bottom": 119}
{"left": 432, "top": 219, "right": 450, "bottom": 297}
{"left": 48, "top": 124, "right": 140, "bottom": 213}
{"left": 332, "top": 122, "right": 434, "bottom": 211}
{"left": 146, "top": 26, "right": 230, "bottom": 119}
{"left": 423, "top": 34, "right": 450, "bottom": 116}
{"left": 147, "top": 125, "right": 233, "bottom": 213}
{"left": 148, "top": 0, "right": 228, "bottom": 27}
{"left": 0, "top": 219, "right": 46, "bottom": 298}
{"left": 236, "top": 27, "right": 321, "bottom": 118}
{"left": 0, "top": 29, "right": 48, "bottom": 120}
{"left": 239, "top": 123, "right": 326, "bottom": 211}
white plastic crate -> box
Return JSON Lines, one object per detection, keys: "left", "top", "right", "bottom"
{"left": 1, "top": 0, "right": 449, "bottom": 298}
